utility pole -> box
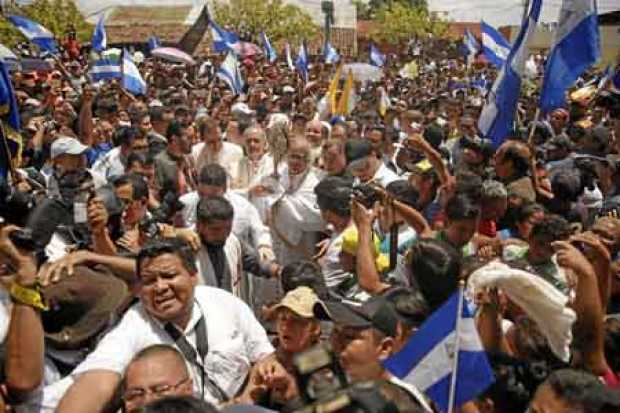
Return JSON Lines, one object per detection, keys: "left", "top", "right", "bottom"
{"left": 321, "top": 1, "right": 334, "bottom": 45}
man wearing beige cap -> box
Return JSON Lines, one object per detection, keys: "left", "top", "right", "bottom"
{"left": 272, "top": 287, "right": 321, "bottom": 373}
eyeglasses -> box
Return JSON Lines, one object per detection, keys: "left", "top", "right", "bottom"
{"left": 123, "top": 376, "right": 190, "bottom": 404}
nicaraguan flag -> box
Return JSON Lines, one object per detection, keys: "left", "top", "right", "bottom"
{"left": 539, "top": 0, "right": 600, "bottom": 114}
{"left": 295, "top": 42, "right": 308, "bottom": 82}
{"left": 90, "top": 58, "right": 121, "bottom": 82}
{"left": 462, "top": 29, "right": 479, "bottom": 63}
{"left": 260, "top": 31, "right": 277, "bottom": 63}
{"left": 285, "top": 43, "right": 294, "bottom": 71}
{"left": 217, "top": 52, "right": 244, "bottom": 95}
{"left": 122, "top": 50, "right": 146, "bottom": 95}
{"left": 324, "top": 41, "right": 340, "bottom": 64}
{"left": 90, "top": 48, "right": 121, "bottom": 82}
{"left": 7, "top": 15, "right": 57, "bottom": 53}
{"left": 0, "top": 57, "right": 21, "bottom": 132}
{"left": 209, "top": 18, "right": 239, "bottom": 53}
{"left": 478, "top": 0, "right": 542, "bottom": 148}
{"left": 383, "top": 290, "right": 495, "bottom": 412}
{"left": 480, "top": 21, "right": 510, "bottom": 68}
{"left": 369, "top": 43, "right": 385, "bottom": 67}
{"left": 92, "top": 13, "right": 107, "bottom": 53}
{"left": 148, "top": 36, "right": 161, "bottom": 51}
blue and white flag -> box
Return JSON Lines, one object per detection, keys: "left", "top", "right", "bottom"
{"left": 369, "top": 43, "right": 385, "bottom": 67}
{"left": 92, "top": 14, "right": 107, "bottom": 53}
{"left": 260, "top": 31, "right": 277, "bottom": 63}
{"left": 122, "top": 50, "right": 146, "bottom": 95}
{"left": 285, "top": 43, "right": 294, "bottom": 71}
{"left": 539, "top": 0, "right": 600, "bottom": 114}
{"left": 217, "top": 52, "right": 244, "bottom": 95}
{"left": 90, "top": 58, "right": 121, "bottom": 82}
{"left": 478, "top": 0, "right": 542, "bottom": 148}
{"left": 209, "top": 18, "right": 239, "bottom": 53}
{"left": 480, "top": 21, "right": 510, "bottom": 68}
{"left": 90, "top": 49, "right": 122, "bottom": 82}
{"left": 384, "top": 290, "right": 495, "bottom": 412}
{"left": 462, "top": 29, "right": 479, "bottom": 64}
{"left": 324, "top": 41, "right": 339, "bottom": 64}
{"left": 7, "top": 15, "right": 57, "bottom": 53}
{"left": 148, "top": 36, "right": 161, "bottom": 51}
{"left": 295, "top": 42, "right": 308, "bottom": 82}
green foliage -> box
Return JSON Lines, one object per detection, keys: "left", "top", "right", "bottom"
{"left": 0, "top": 0, "right": 91, "bottom": 48}
{"left": 372, "top": 2, "right": 446, "bottom": 43}
{"left": 212, "top": 0, "right": 319, "bottom": 46}
{"left": 355, "top": 0, "right": 428, "bottom": 20}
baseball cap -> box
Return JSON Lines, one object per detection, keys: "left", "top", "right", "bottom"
{"left": 231, "top": 102, "right": 255, "bottom": 118}
{"left": 272, "top": 286, "right": 319, "bottom": 319}
{"left": 282, "top": 85, "right": 295, "bottom": 94}
{"left": 314, "top": 297, "right": 399, "bottom": 337}
{"left": 50, "top": 136, "right": 88, "bottom": 159}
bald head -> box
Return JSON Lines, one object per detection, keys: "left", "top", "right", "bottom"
{"left": 287, "top": 137, "right": 311, "bottom": 175}
{"left": 123, "top": 345, "right": 193, "bottom": 412}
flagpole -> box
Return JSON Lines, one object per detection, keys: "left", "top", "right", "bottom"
{"left": 526, "top": 107, "right": 541, "bottom": 148}
{"left": 447, "top": 280, "right": 466, "bottom": 413}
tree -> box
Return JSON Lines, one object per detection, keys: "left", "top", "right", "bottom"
{"left": 211, "top": 0, "right": 319, "bottom": 46}
{"left": 0, "top": 0, "right": 91, "bottom": 47}
{"left": 354, "top": 0, "right": 428, "bottom": 20}
{"left": 372, "top": 2, "right": 447, "bottom": 44}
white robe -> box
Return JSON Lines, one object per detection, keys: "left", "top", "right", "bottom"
{"left": 266, "top": 165, "right": 324, "bottom": 266}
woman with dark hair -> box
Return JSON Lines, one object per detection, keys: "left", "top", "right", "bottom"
{"left": 408, "top": 238, "right": 461, "bottom": 310}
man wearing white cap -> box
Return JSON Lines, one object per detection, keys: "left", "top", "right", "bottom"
{"left": 27, "top": 137, "right": 113, "bottom": 261}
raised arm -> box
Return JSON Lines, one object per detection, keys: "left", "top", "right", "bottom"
{"left": 1, "top": 226, "right": 45, "bottom": 400}
{"left": 553, "top": 241, "right": 608, "bottom": 376}
{"left": 351, "top": 200, "right": 390, "bottom": 295}
{"left": 78, "top": 86, "right": 95, "bottom": 147}
{"left": 404, "top": 132, "right": 451, "bottom": 185}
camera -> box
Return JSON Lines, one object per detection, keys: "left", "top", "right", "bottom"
{"left": 151, "top": 191, "right": 184, "bottom": 223}
{"left": 292, "top": 344, "right": 348, "bottom": 404}
{"left": 351, "top": 182, "right": 381, "bottom": 209}
{"left": 9, "top": 228, "right": 37, "bottom": 251}
{"left": 138, "top": 217, "right": 161, "bottom": 239}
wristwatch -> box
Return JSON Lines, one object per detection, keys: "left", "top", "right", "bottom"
{"left": 9, "top": 282, "right": 49, "bottom": 311}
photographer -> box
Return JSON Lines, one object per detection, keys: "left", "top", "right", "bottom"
{"left": 313, "top": 297, "right": 432, "bottom": 412}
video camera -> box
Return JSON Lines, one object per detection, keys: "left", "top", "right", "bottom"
{"left": 285, "top": 344, "right": 402, "bottom": 413}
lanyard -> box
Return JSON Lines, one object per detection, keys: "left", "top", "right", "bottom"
{"left": 162, "top": 303, "right": 228, "bottom": 402}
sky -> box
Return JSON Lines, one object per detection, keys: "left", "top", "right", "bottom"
{"left": 75, "top": 0, "right": 620, "bottom": 27}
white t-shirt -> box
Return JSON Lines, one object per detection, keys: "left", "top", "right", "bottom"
{"left": 18, "top": 286, "right": 274, "bottom": 412}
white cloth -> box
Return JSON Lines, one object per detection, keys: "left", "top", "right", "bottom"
{"left": 180, "top": 191, "right": 272, "bottom": 250}
{"left": 267, "top": 166, "right": 324, "bottom": 266}
{"left": 467, "top": 261, "right": 576, "bottom": 362}
{"left": 195, "top": 234, "right": 245, "bottom": 300}
{"left": 17, "top": 286, "right": 273, "bottom": 412}
{"left": 192, "top": 141, "right": 244, "bottom": 184}
{"left": 91, "top": 146, "right": 125, "bottom": 182}
{"left": 372, "top": 163, "right": 400, "bottom": 188}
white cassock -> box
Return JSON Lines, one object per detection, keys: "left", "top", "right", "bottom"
{"left": 266, "top": 165, "right": 324, "bottom": 267}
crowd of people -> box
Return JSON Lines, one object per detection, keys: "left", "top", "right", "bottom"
{"left": 0, "top": 29, "right": 618, "bottom": 413}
